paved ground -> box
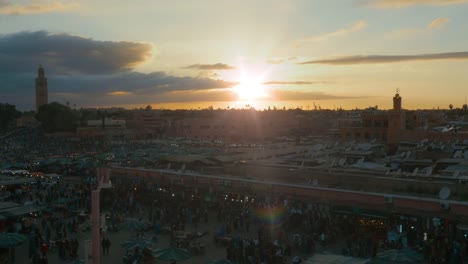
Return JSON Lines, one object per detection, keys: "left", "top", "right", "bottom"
{"left": 14, "top": 211, "right": 275, "bottom": 264}
{"left": 13, "top": 209, "right": 359, "bottom": 264}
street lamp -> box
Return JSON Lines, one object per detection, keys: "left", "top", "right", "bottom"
{"left": 90, "top": 167, "right": 112, "bottom": 264}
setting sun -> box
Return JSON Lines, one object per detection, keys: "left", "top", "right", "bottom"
{"left": 233, "top": 72, "right": 268, "bottom": 101}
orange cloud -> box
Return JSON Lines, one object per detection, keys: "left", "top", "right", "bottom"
{"left": 108, "top": 91, "right": 132, "bottom": 96}
{"left": 428, "top": 17, "right": 449, "bottom": 29}
{"left": 388, "top": 17, "right": 449, "bottom": 39}
{"left": 0, "top": 0, "right": 78, "bottom": 15}
{"left": 361, "top": 0, "right": 468, "bottom": 8}
{"left": 184, "top": 63, "right": 235, "bottom": 70}
{"left": 269, "top": 90, "right": 367, "bottom": 101}
{"left": 295, "top": 20, "right": 367, "bottom": 47}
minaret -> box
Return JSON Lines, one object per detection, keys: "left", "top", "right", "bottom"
{"left": 35, "top": 65, "right": 48, "bottom": 112}
{"left": 388, "top": 89, "right": 406, "bottom": 144}
{"left": 393, "top": 88, "right": 402, "bottom": 110}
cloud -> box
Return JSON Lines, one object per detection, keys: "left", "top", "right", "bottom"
{"left": 158, "top": 90, "right": 237, "bottom": 103}
{"left": 0, "top": 31, "right": 152, "bottom": 74}
{"left": 262, "top": 81, "right": 328, "bottom": 85}
{"left": 51, "top": 72, "right": 236, "bottom": 95}
{"left": 300, "top": 51, "right": 468, "bottom": 65}
{"left": 1, "top": 70, "right": 236, "bottom": 109}
{"left": 267, "top": 56, "right": 297, "bottom": 64}
{"left": 108, "top": 91, "right": 133, "bottom": 96}
{"left": 388, "top": 17, "right": 449, "bottom": 38}
{"left": 270, "top": 90, "right": 366, "bottom": 101}
{"left": 427, "top": 17, "right": 449, "bottom": 29}
{"left": 0, "top": 0, "right": 78, "bottom": 15}
{"left": 295, "top": 20, "right": 367, "bottom": 47}
{"left": 184, "top": 63, "right": 235, "bottom": 70}
{"left": 0, "top": 30, "right": 239, "bottom": 109}
{"left": 360, "top": 0, "right": 468, "bottom": 8}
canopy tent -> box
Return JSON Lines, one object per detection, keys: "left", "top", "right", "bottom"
{"left": 153, "top": 247, "right": 192, "bottom": 261}
{"left": 118, "top": 218, "right": 150, "bottom": 231}
{"left": 208, "top": 155, "right": 236, "bottom": 164}
{"left": 160, "top": 154, "right": 209, "bottom": 164}
{"left": 0, "top": 233, "right": 27, "bottom": 248}
{"left": 40, "top": 158, "right": 70, "bottom": 166}
{"left": 68, "top": 260, "right": 85, "bottom": 264}
{"left": 95, "top": 152, "right": 115, "bottom": 160}
{"left": 0, "top": 178, "right": 35, "bottom": 186}
{"left": 54, "top": 197, "right": 71, "bottom": 204}
{"left": 206, "top": 260, "right": 235, "bottom": 264}
{"left": 53, "top": 198, "right": 73, "bottom": 209}
{"left": 121, "top": 236, "right": 156, "bottom": 250}
{"left": 366, "top": 248, "right": 423, "bottom": 264}
{"left": 304, "top": 253, "right": 368, "bottom": 264}
{"left": 1, "top": 205, "right": 44, "bottom": 218}
{"left": 0, "top": 202, "right": 20, "bottom": 211}
{"left": 0, "top": 163, "right": 29, "bottom": 170}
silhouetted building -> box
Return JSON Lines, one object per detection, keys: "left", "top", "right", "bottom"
{"left": 35, "top": 65, "right": 48, "bottom": 112}
{"left": 336, "top": 91, "right": 468, "bottom": 144}
{"left": 393, "top": 90, "right": 402, "bottom": 110}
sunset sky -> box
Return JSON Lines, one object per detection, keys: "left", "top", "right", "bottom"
{"left": 2, "top": 0, "right": 468, "bottom": 110}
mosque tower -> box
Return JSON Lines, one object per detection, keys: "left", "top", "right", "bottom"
{"left": 35, "top": 65, "right": 48, "bottom": 112}
{"left": 388, "top": 89, "right": 406, "bottom": 144}
{"left": 393, "top": 88, "right": 402, "bottom": 110}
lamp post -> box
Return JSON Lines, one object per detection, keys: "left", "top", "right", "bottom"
{"left": 91, "top": 167, "right": 112, "bottom": 264}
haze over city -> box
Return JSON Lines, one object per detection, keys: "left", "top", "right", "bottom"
{"left": 4, "top": 1, "right": 468, "bottom": 264}
{"left": 2, "top": 0, "right": 468, "bottom": 111}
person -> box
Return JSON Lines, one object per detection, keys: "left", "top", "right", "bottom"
{"left": 104, "top": 237, "right": 111, "bottom": 255}
{"left": 292, "top": 255, "right": 302, "bottom": 264}
{"left": 40, "top": 242, "right": 49, "bottom": 257}
{"left": 320, "top": 233, "right": 326, "bottom": 249}
{"left": 101, "top": 237, "right": 106, "bottom": 256}
{"left": 103, "top": 237, "right": 109, "bottom": 256}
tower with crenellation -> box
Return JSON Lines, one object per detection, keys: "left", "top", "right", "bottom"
{"left": 35, "top": 65, "right": 48, "bottom": 112}
{"left": 387, "top": 89, "right": 406, "bottom": 144}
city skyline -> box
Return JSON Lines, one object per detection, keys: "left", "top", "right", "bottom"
{"left": 2, "top": 0, "right": 468, "bottom": 110}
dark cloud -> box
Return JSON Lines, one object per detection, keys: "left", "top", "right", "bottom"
{"left": 53, "top": 71, "right": 235, "bottom": 94}
{"left": 184, "top": 63, "right": 235, "bottom": 70}
{"left": 0, "top": 31, "right": 152, "bottom": 74}
{"left": 1, "top": 70, "right": 236, "bottom": 109}
{"left": 300, "top": 51, "right": 468, "bottom": 65}
{"left": 0, "top": 31, "right": 241, "bottom": 109}
{"left": 4, "top": 71, "right": 234, "bottom": 95}
{"left": 263, "top": 81, "right": 328, "bottom": 85}
{"left": 157, "top": 90, "right": 236, "bottom": 103}
{"left": 50, "top": 89, "right": 238, "bottom": 107}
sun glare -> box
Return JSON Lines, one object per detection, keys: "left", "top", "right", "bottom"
{"left": 233, "top": 73, "right": 268, "bottom": 101}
